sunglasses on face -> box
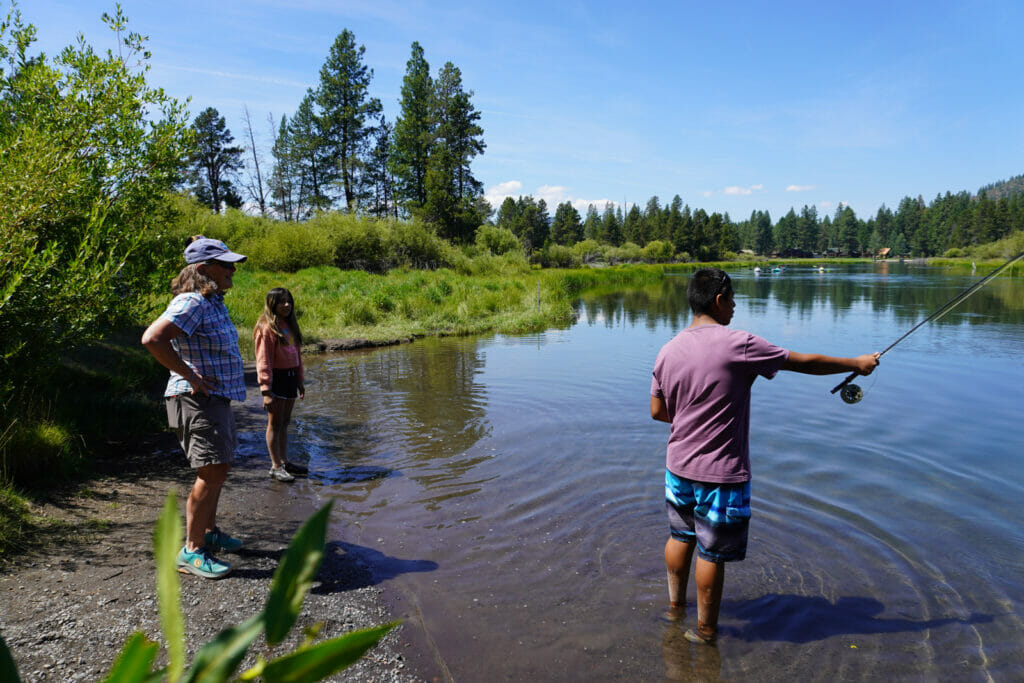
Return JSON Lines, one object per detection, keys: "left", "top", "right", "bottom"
{"left": 205, "top": 260, "right": 236, "bottom": 271}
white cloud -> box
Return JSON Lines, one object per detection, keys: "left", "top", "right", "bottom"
{"left": 786, "top": 184, "right": 816, "bottom": 192}
{"left": 702, "top": 190, "right": 713, "bottom": 198}
{"left": 820, "top": 201, "right": 833, "bottom": 209}
{"left": 483, "top": 181, "right": 622, "bottom": 216}
{"left": 536, "top": 185, "right": 570, "bottom": 207}
{"left": 724, "top": 183, "right": 765, "bottom": 196}
{"left": 484, "top": 180, "right": 523, "bottom": 210}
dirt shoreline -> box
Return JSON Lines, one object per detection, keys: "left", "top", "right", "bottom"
{"left": 0, "top": 366, "right": 423, "bottom": 682}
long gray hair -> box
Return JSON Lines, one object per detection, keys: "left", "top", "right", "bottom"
{"left": 171, "top": 263, "right": 219, "bottom": 297}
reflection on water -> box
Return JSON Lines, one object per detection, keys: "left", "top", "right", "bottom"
{"left": 285, "top": 264, "right": 1024, "bottom": 680}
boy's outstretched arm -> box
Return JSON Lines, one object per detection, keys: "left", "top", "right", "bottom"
{"left": 651, "top": 396, "right": 671, "bottom": 423}
{"left": 781, "top": 351, "right": 879, "bottom": 376}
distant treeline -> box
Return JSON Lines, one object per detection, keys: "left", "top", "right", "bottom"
{"left": 493, "top": 186, "right": 1024, "bottom": 261}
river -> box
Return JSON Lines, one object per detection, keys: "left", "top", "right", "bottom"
{"left": 267, "top": 263, "right": 1024, "bottom": 680}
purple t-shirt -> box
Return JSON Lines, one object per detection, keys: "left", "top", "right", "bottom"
{"left": 651, "top": 324, "right": 788, "bottom": 483}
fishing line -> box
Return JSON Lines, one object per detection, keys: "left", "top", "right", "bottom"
{"left": 832, "top": 250, "right": 1024, "bottom": 404}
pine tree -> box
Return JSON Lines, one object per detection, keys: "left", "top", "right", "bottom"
{"left": 583, "top": 204, "right": 602, "bottom": 241}
{"left": 268, "top": 114, "right": 300, "bottom": 221}
{"left": 433, "top": 62, "right": 485, "bottom": 201}
{"left": 391, "top": 42, "right": 434, "bottom": 213}
{"left": 288, "top": 91, "right": 332, "bottom": 215}
{"left": 601, "top": 202, "right": 622, "bottom": 246}
{"left": 550, "top": 201, "right": 583, "bottom": 245}
{"left": 365, "top": 114, "right": 395, "bottom": 218}
{"left": 315, "top": 29, "right": 382, "bottom": 212}
{"left": 189, "top": 107, "right": 244, "bottom": 212}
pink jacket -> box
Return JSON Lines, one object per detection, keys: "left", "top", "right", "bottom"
{"left": 254, "top": 327, "right": 304, "bottom": 393}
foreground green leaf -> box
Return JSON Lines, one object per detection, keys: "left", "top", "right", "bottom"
{"left": 264, "top": 502, "right": 333, "bottom": 646}
{"left": 260, "top": 623, "right": 399, "bottom": 683}
{"left": 102, "top": 632, "right": 160, "bottom": 683}
{"left": 184, "top": 614, "right": 263, "bottom": 683}
{"left": 0, "top": 630, "right": 20, "bottom": 683}
{"left": 153, "top": 492, "right": 186, "bottom": 682}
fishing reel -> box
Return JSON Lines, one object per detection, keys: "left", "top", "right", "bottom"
{"left": 839, "top": 383, "right": 864, "bottom": 404}
{"left": 831, "top": 374, "right": 866, "bottom": 404}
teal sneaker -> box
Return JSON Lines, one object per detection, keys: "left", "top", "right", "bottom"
{"left": 177, "top": 546, "right": 232, "bottom": 579}
{"left": 204, "top": 527, "right": 243, "bottom": 553}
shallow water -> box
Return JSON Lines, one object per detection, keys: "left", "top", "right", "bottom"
{"left": 280, "top": 263, "right": 1024, "bottom": 680}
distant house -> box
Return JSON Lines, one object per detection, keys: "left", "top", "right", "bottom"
{"left": 777, "top": 247, "right": 814, "bottom": 258}
{"left": 875, "top": 247, "right": 891, "bottom": 260}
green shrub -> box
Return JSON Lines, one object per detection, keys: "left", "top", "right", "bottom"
{"left": 641, "top": 240, "right": 675, "bottom": 263}
{"left": 0, "top": 420, "right": 75, "bottom": 488}
{"left": 606, "top": 242, "right": 643, "bottom": 263}
{"left": 240, "top": 221, "right": 336, "bottom": 271}
{"left": 540, "top": 244, "right": 578, "bottom": 268}
{"left": 475, "top": 224, "right": 522, "bottom": 255}
{"left": 571, "top": 239, "right": 604, "bottom": 264}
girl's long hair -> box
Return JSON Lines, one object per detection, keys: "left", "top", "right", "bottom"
{"left": 254, "top": 287, "right": 302, "bottom": 347}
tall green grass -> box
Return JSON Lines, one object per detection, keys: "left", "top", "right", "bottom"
{"left": 226, "top": 263, "right": 666, "bottom": 356}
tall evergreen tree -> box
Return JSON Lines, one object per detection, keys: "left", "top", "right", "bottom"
{"left": 365, "top": 113, "right": 395, "bottom": 218}
{"left": 583, "top": 204, "right": 602, "bottom": 241}
{"left": 433, "top": 61, "right": 485, "bottom": 200}
{"left": 288, "top": 91, "right": 332, "bottom": 215}
{"left": 189, "top": 107, "right": 244, "bottom": 212}
{"left": 753, "top": 210, "right": 773, "bottom": 255}
{"left": 550, "top": 201, "right": 583, "bottom": 245}
{"left": 623, "top": 204, "right": 644, "bottom": 245}
{"left": 268, "top": 114, "right": 300, "bottom": 221}
{"left": 496, "top": 196, "right": 518, "bottom": 230}
{"left": 601, "top": 202, "right": 622, "bottom": 246}
{"left": 643, "top": 196, "right": 662, "bottom": 244}
{"left": 315, "top": 29, "right": 382, "bottom": 212}
{"left": 391, "top": 42, "right": 434, "bottom": 212}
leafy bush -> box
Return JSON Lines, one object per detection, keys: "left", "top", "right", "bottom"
{"left": 606, "top": 242, "right": 643, "bottom": 264}
{"left": 0, "top": 495, "right": 397, "bottom": 682}
{"left": 539, "top": 244, "right": 578, "bottom": 268}
{"left": 0, "top": 7, "right": 191, "bottom": 407}
{"left": 475, "top": 224, "right": 522, "bottom": 255}
{"left": 240, "top": 221, "right": 336, "bottom": 271}
{"left": 641, "top": 240, "right": 675, "bottom": 263}
{"left": 571, "top": 239, "right": 604, "bottom": 264}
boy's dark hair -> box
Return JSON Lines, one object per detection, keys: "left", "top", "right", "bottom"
{"left": 687, "top": 268, "right": 733, "bottom": 315}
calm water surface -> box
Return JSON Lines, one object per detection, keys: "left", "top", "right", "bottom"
{"left": 289, "top": 263, "right": 1024, "bottom": 680}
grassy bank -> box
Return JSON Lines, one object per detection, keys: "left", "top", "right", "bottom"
{"left": 225, "top": 263, "right": 669, "bottom": 355}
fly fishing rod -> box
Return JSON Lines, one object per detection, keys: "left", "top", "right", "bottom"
{"left": 832, "top": 250, "right": 1024, "bottom": 404}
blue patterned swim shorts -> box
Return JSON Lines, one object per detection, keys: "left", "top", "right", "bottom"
{"left": 665, "top": 470, "right": 751, "bottom": 562}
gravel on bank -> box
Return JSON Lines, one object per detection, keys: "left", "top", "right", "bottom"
{"left": 0, "top": 383, "right": 422, "bottom": 682}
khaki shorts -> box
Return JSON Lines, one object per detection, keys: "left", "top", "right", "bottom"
{"left": 166, "top": 394, "right": 237, "bottom": 468}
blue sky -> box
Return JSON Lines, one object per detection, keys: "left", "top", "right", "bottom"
{"left": 22, "top": 0, "right": 1024, "bottom": 221}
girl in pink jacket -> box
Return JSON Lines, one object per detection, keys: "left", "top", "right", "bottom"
{"left": 254, "top": 288, "right": 306, "bottom": 482}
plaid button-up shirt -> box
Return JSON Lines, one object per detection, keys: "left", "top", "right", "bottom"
{"left": 161, "top": 292, "right": 246, "bottom": 401}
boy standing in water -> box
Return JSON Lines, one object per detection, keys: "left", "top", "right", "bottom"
{"left": 650, "top": 268, "right": 878, "bottom": 644}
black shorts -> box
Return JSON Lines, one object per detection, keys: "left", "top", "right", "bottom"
{"left": 270, "top": 367, "right": 300, "bottom": 399}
